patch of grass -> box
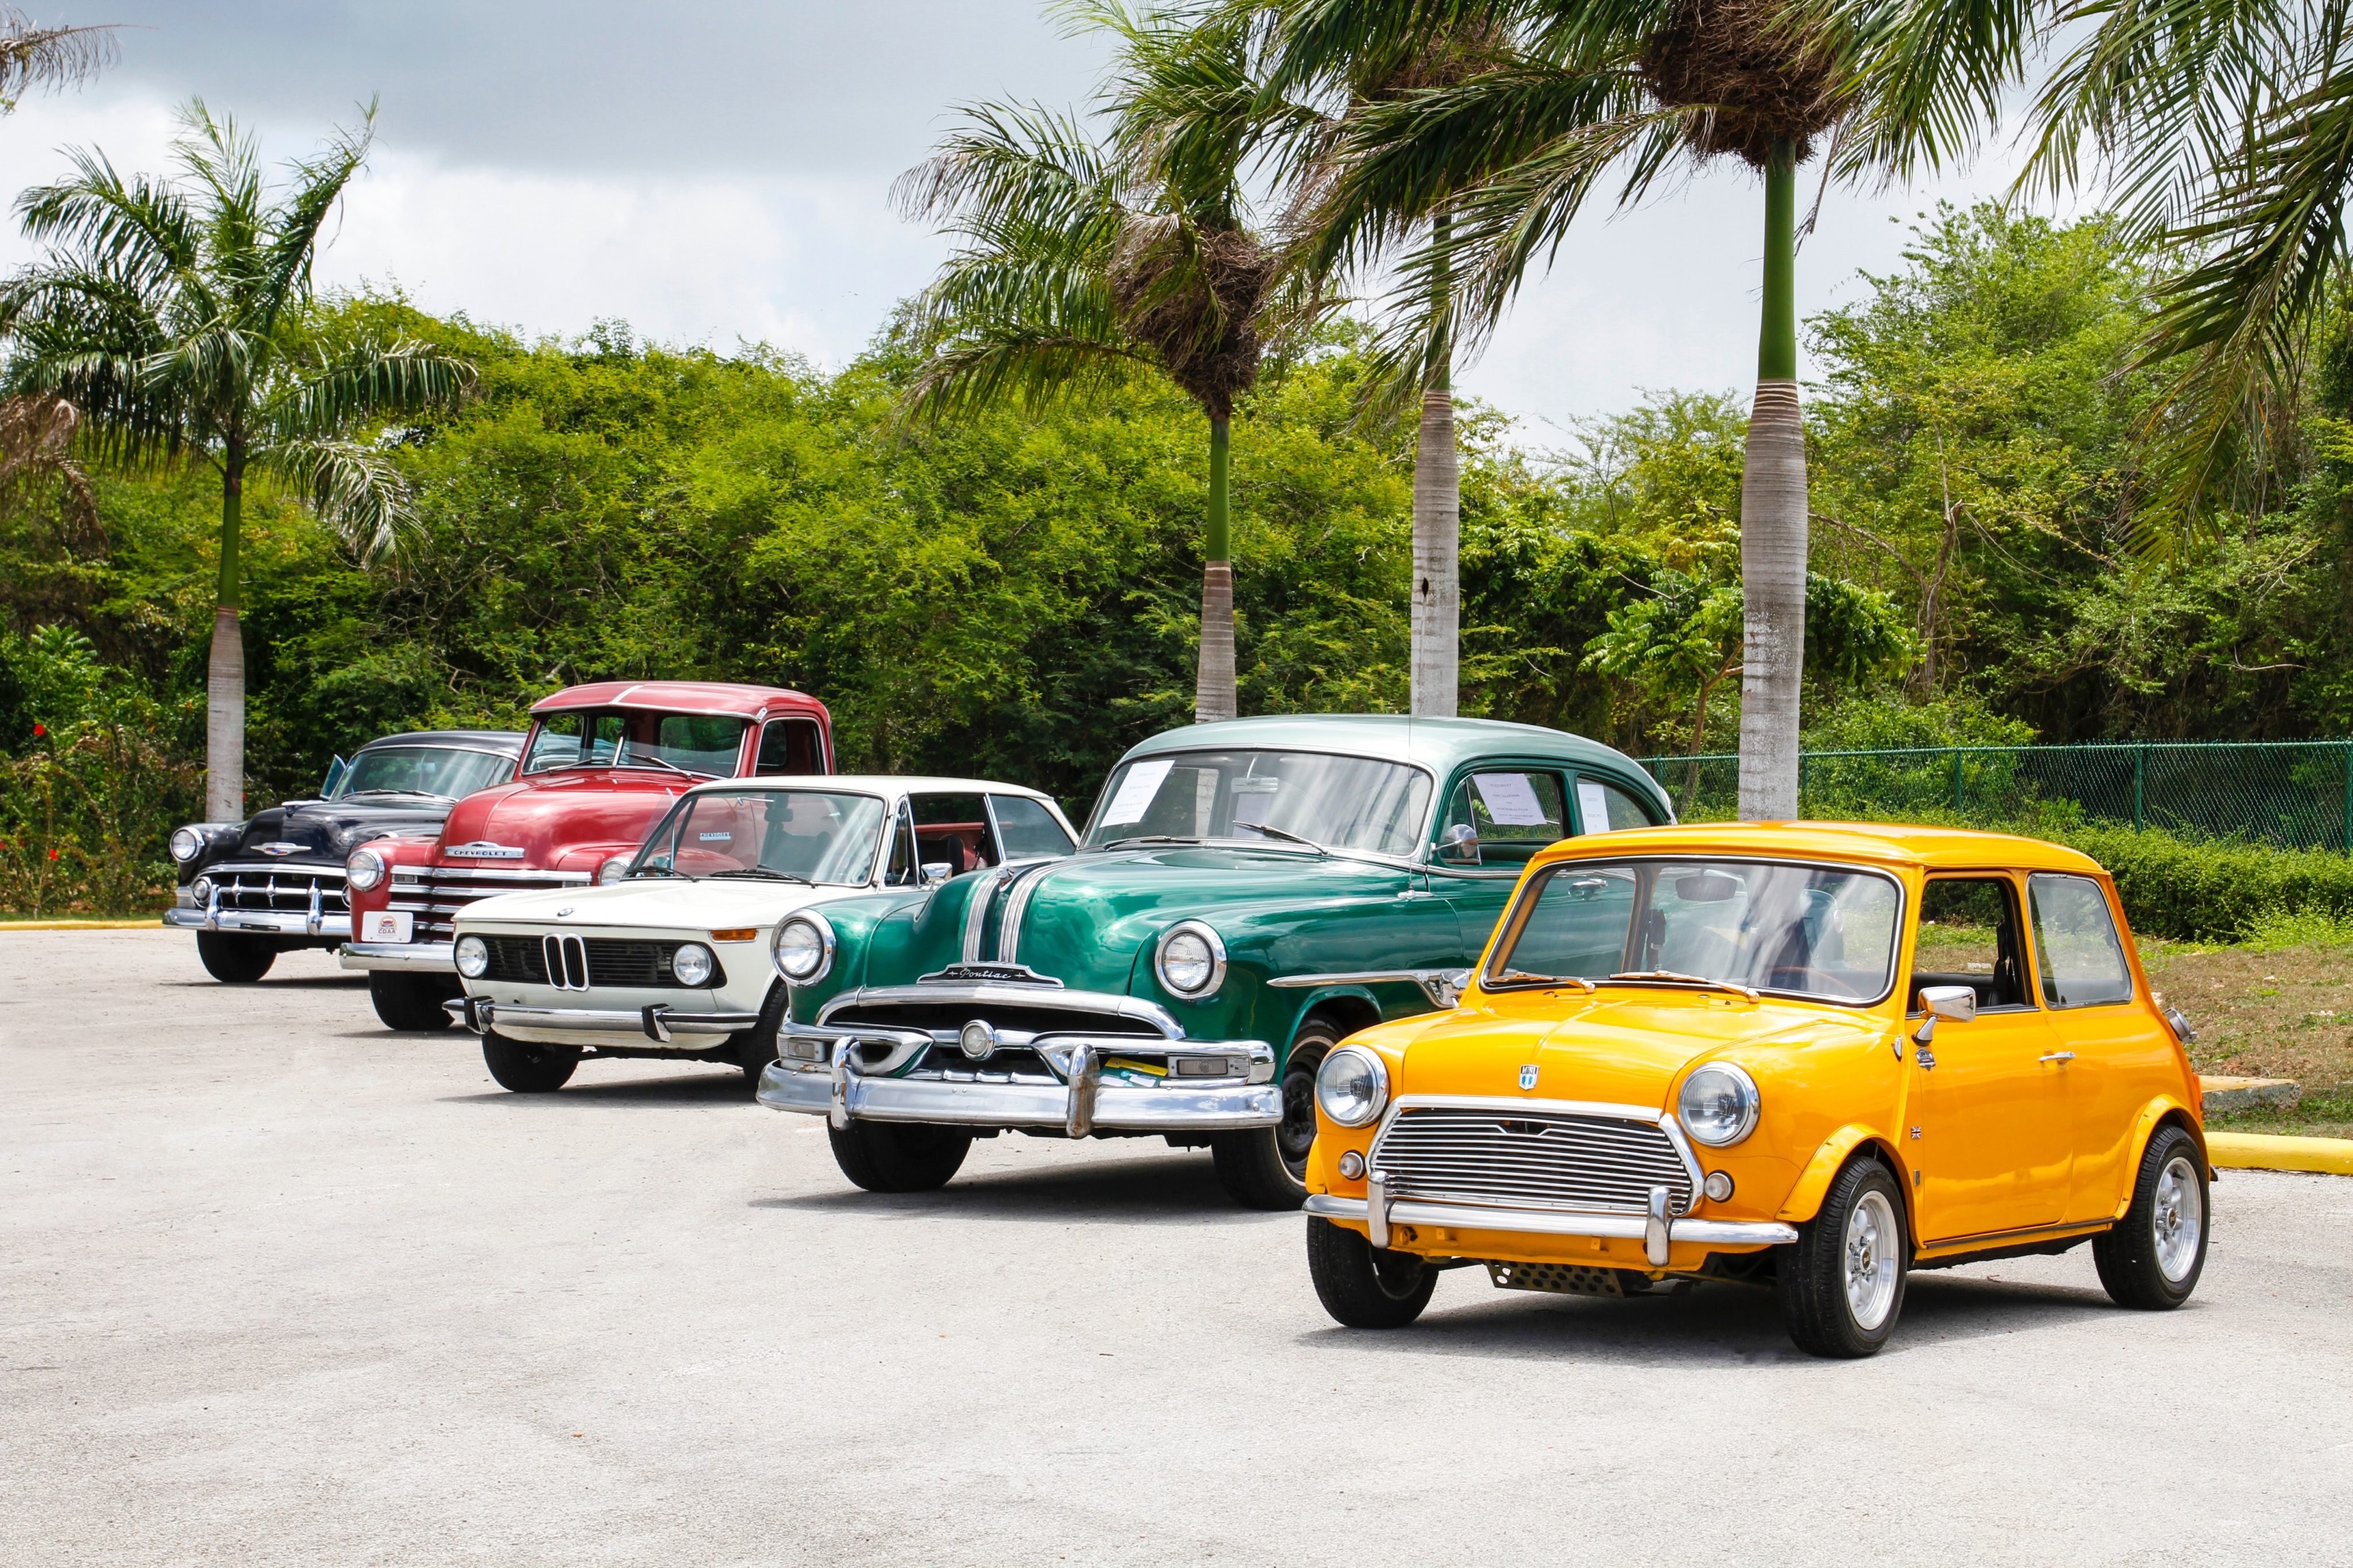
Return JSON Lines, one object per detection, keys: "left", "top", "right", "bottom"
{"left": 2207, "top": 1087, "right": 2353, "bottom": 1142}
{"left": 0, "top": 910, "right": 163, "bottom": 923}
{"left": 2236, "top": 904, "right": 2353, "bottom": 952}
{"left": 2135, "top": 935, "right": 2353, "bottom": 1099}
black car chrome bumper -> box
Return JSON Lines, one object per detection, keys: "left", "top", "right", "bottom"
{"left": 163, "top": 906, "right": 350, "bottom": 939}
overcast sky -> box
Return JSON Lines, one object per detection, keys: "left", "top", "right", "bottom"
{"left": 0, "top": 0, "right": 2042, "bottom": 436}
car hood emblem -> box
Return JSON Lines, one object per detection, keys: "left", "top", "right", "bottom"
{"left": 1518, "top": 1063, "right": 1540, "bottom": 1091}
{"left": 446, "top": 841, "right": 527, "bottom": 859}
{"left": 556, "top": 907, "right": 574, "bottom": 918}
{"left": 256, "top": 841, "right": 304, "bottom": 856}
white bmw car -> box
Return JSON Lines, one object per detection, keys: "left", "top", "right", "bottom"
{"left": 445, "top": 775, "right": 1078, "bottom": 1091}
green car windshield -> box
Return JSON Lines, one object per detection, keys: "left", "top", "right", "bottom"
{"left": 1489, "top": 858, "right": 1903, "bottom": 1004}
{"left": 632, "top": 790, "right": 887, "bottom": 885}
{"left": 1085, "top": 749, "right": 1433, "bottom": 858}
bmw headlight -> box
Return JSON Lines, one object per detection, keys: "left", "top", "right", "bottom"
{"left": 346, "top": 847, "right": 387, "bottom": 892}
{"left": 1154, "top": 921, "right": 1225, "bottom": 998}
{"left": 1315, "top": 1045, "right": 1388, "bottom": 1129}
{"left": 671, "top": 941, "right": 716, "bottom": 987}
{"left": 771, "top": 913, "right": 834, "bottom": 984}
{"left": 169, "top": 826, "right": 207, "bottom": 863}
{"left": 1678, "top": 1063, "right": 1760, "bottom": 1147}
{"left": 454, "top": 934, "right": 489, "bottom": 979}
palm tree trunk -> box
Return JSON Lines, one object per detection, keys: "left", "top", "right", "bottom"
{"left": 206, "top": 450, "right": 245, "bottom": 821}
{"left": 1411, "top": 213, "right": 1460, "bottom": 718}
{"left": 1195, "top": 413, "right": 1237, "bottom": 722}
{"left": 1736, "top": 141, "right": 1807, "bottom": 822}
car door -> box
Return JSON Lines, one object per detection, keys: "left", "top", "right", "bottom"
{"left": 1908, "top": 874, "right": 2074, "bottom": 1242}
{"left": 1426, "top": 764, "right": 1573, "bottom": 961}
{"left": 2026, "top": 871, "right": 2173, "bottom": 1225}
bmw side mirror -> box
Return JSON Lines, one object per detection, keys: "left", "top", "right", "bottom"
{"left": 1435, "top": 823, "right": 1481, "bottom": 866}
{"left": 920, "top": 861, "right": 952, "bottom": 886}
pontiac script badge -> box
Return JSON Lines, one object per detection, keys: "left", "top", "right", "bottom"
{"left": 1518, "top": 1064, "right": 1540, "bottom": 1091}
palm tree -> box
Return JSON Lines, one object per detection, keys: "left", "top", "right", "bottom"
{"left": 895, "top": 2, "right": 1313, "bottom": 722}
{"left": 1260, "top": 4, "right": 1519, "bottom": 719}
{"left": 0, "top": 102, "right": 475, "bottom": 820}
{"left": 1297, "top": 0, "right": 1997, "bottom": 818}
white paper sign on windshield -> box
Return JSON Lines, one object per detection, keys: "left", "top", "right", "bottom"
{"left": 1576, "top": 778, "right": 1613, "bottom": 833}
{"left": 1475, "top": 771, "right": 1552, "bottom": 827}
{"left": 1101, "top": 757, "right": 1176, "bottom": 827}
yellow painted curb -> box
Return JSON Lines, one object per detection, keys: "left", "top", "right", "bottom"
{"left": 2207, "top": 1131, "right": 2353, "bottom": 1176}
{"left": 0, "top": 918, "right": 167, "bottom": 930}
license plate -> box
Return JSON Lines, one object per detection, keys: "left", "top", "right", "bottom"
{"left": 361, "top": 910, "right": 413, "bottom": 944}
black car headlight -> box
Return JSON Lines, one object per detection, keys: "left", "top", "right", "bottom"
{"left": 171, "top": 824, "right": 233, "bottom": 864}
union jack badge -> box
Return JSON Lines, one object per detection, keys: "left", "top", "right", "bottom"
{"left": 1518, "top": 1063, "right": 1540, "bottom": 1091}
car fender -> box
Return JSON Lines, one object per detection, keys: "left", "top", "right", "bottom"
{"left": 1777, "top": 1122, "right": 1901, "bottom": 1227}
{"left": 2116, "top": 1095, "right": 2206, "bottom": 1213}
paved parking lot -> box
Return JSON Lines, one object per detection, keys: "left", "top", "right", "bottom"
{"left": 6, "top": 930, "right": 2351, "bottom": 1566}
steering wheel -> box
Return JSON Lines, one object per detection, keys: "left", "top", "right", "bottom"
{"left": 1764, "top": 965, "right": 1863, "bottom": 999}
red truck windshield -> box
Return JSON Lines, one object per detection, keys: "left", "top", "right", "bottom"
{"left": 522, "top": 710, "right": 748, "bottom": 779}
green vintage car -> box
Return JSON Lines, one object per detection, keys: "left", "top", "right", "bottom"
{"left": 754, "top": 715, "right": 1673, "bottom": 1207}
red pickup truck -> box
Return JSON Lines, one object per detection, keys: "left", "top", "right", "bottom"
{"left": 341, "top": 680, "right": 833, "bottom": 1029}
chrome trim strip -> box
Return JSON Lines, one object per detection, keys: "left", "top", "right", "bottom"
{"left": 339, "top": 941, "right": 457, "bottom": 972}
{"left": 391, "top": 867, "right": 595, "bottom": 884}
{"left": 1367, "top": 1172, "right": 1391, "bottom": 1249}
{"left": 1303, "top": 1194, "right": 1798, "bottom": 1249}
{"left": 815, "top": 983, "right": 1184, "bottom": 1040}
{"left": 202, "top": 861, "right": 351, "bottom": 880}
{"left": 1268, "top": 968, "right": 1469, "bottom": 1009}
{"left": 994, "top": 859, "right": 1059, "bottom": 964}
{"left": 445, "top": 998, "right": 758, "bottom": 1040}
{"left": 1645, "top": 1185, "right": 1671, "bottom": 1266}
{"left": 1064, "top": 1044, "right": 1097, "bottom": 1137}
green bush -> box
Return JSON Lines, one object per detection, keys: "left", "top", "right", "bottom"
{"left": 2050, "top": 824, "right": 2353, "bottom": 943}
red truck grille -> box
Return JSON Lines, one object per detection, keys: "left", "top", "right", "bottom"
{"left": 387, "top": 865, "right": 592, "bottom": 941}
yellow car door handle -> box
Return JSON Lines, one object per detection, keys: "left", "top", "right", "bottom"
{"left": 2039, "top": 1051, "right": 2077, "bottom": 1065}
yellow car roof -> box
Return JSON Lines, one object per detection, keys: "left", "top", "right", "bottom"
{"left": 1531, "top": 820, "right": 2108, "bottom": 876}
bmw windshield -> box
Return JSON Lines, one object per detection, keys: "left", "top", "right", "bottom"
{"left": 631, "top": 790, "right": 886, "bottom": 885}
{"left": 1084, "top": 749, "right": 1432, "bottom": 859}
{"left": 1487, "top": 858, "right": 1903, "bottom": 1005}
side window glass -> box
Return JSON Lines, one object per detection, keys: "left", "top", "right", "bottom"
{"left": 522, "top": 712, "right": 585, "bottom": 774}
{"left": 882, "top": 803, "right": 919, "bottom": 886}
{"left": 990, "top": 795, "right": 1074, "bottom": 859}
{"left": 756, "top": 719, "right": 821, "bottom": 776}
{"left": 911, "top": 793, "right": 994, "bottom": 874}
{"left": 1440, "top": 771, "right": 1565, "bottom": 869}
{"left": 1575, "top": 777, "right": 1654, "bottom": 833}
{"left": 2028, "top": 874, "right": 2135, "bottom": 1009}
{"left": 1505, "top": 866, "right": 1637, "bottom": 976}
{"left": 1915, "top": 877, "right": 2031, "bottom": 1010}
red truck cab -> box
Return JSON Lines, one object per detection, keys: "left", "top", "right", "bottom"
{"left": 340, "top": 681, "right": 832, "bottom": 1030}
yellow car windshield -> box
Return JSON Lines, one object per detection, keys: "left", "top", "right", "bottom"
{"left": 1490, "top": 858, "right": 1902, "bottom": 1005}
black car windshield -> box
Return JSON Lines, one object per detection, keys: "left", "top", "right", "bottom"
{"left": 632, "top": 789, "right": 887, "bottom": 885}
{"left": 330, "top": 746, "right": 511, "bottom": 801}
{"left": 1489, "top": 858, "right": 1903, "bottom": 1004}
{"left": 1085, "top": 748, "right": 1432, "bottom": 858}
{"left": 523, "top": 709, "right": 749, "bottom": 777}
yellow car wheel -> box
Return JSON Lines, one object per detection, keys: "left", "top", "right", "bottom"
{"left": 1306, "top": 1216, "right": 1436, "bottom": 1328}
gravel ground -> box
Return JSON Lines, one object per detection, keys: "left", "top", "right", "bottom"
{"left": 6, "top": 931, "right": 2351, "bottom": 1567}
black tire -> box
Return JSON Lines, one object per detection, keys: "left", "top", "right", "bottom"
{"left": 1778, "top": 1156, "right": 1910, "bottom": 1359}
{"left": 368, "top": 971, "right": 457, "bottom": 1032}
{"left": 735, "top": 984, "right": 788, "bottom": 1084}
{"left": 481, "top": 1032, "right": 579, "bottom": 1093}
{"left": 1209, "top": 1022, "right": 1336, "bottom": 1211}
{"left": 195, "top": 931, "right": 276, "bottom": 983}
{"left": 1305, "top": 1215, "right": 1437, "bottom": 1328}
{"left": 827, "top": 1121, "right": 973, "bottom": 1193}
{"left": 2093, "top": 1124, "right": 2208, "bottom": 1310}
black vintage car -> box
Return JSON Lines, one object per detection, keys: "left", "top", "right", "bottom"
{"left": 163, "top": 729, "right": 524, "bottom": 990}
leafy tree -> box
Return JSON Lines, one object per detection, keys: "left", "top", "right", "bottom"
{"left": 0, "top": 103, "right": 474, "bottom": 818}
{"left": 0, "top": 6, "right": 115, "bottom": 112}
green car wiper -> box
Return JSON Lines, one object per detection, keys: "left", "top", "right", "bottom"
{"left": 1093, "top": 835, "right": 1202, "bottom": 851}
{"left": 1232, "top": 821, "right": 1328, "bottom": 856}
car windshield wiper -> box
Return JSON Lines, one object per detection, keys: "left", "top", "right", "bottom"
{"left": 345, "top": 789, "right": 454, "bottom": 801}
{"left": 1487, "top": 968, "right": 1596, "bottom": 992}
{"left": 616, "top": 752, "right": 718, "bottom": 781}
{"left": 1230, "top": 821, "right": 1328, "bottom": 855}
{"left": 1606, "top": 969, "right": 1759, "bottom": 1002}
{"left": 1091, "top": 835, "right": 1202, "bottom": 851}
{"left": 705, "top": 867, "right": 812, "bottom": 885}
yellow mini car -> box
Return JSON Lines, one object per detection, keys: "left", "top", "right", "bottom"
{"left": 1301, "top": 822, "right": 2209, "bottom": 1357}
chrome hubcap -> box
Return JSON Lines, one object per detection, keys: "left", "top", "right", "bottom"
{"left": 1843, "top": 1190, "right": 1901, "bottom": 1331}
{"left": 2153, "top": 1156, "right": 2202, "bottom": 1283}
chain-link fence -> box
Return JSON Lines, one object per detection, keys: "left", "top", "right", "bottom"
{"left": 1637, "top": 741, "right": 2353, "bottom": 851}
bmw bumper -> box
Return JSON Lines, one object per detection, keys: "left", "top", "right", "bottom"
{"left": 445, "top": 995, "right": 761, "bottom": 1044}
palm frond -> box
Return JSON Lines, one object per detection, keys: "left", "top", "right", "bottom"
{"left": 255, "top": 100, "right": 377, "bottom": 325}
{"left": 896, "top": 323, "right": 1149, "bottom": 426}
{"left": 253, "top": 435, "right": 418, "bottom": 560}
{"left": 14, "top": 145, "right": 206, "bottom": 306}
{"left": 1819, "top": 0, "right": 2040, "bottom": 186}
{"left": 0, "top": 6, "right": 117, "bottom": 102}
{"left": 260, "top": 335, "right": 475, "bottom": 441}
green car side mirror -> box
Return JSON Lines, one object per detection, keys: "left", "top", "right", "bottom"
{"left": 1436, "top": 823, "right": 1482, "bottom": 866}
